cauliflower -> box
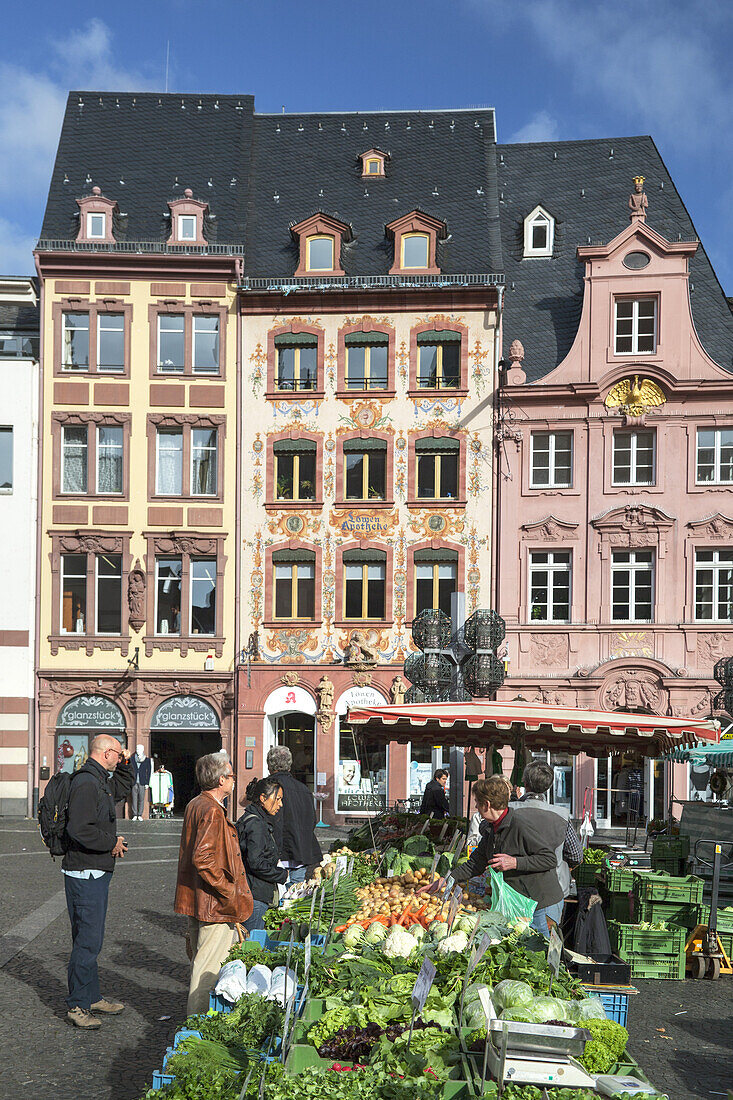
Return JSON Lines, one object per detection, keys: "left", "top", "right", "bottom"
{"left": 381, "top": 926, "right": 417, "bottom": 958}
{"left": 436, "top": 930, "right": 470, "bottom": 956}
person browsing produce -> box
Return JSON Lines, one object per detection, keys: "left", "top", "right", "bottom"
{"left": 418, "top": 775, "right": 566, "bottom": 936}
{"left": 236, "top": 777, "right": 289, "bottom": 932}
{"left": 267, "top": 745, "right": 322, "bottom": 885}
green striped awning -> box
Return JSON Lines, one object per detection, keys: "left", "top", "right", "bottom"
{"left": 345, "top": 331, "right": 389, "bottom": 347}
{"left": 342, "top": 548, "right": 387, "bottom": 563}
{"left": 273, "top": 438, "right": 317, "bottom": 453}
{"left": 417, "top": 329, "right": 462, "bottom": 344}
{"left": 343, "top": 437, "right": 387, "bottom": 452}
{"left": 413, "top": 548, "right": 459, "bottom": 563}
{"left": 272, "top": 548, "right": 316, "bottom": 563}
{"left": 415, "top": 436, "right": 460, "bottom": 453}
{"left": 274, "top": 332, "right": 319, "bottom": 348}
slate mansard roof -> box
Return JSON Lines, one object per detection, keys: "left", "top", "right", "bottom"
{"left": 496, "top": 135, "right": 733, "bottom": 379}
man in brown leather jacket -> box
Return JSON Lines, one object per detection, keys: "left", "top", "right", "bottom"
{"left": 174, "top": 753, "right": 253, "bottom": 1014}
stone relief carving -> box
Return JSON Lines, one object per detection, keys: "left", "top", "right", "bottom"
{"left": 610, "top": 631, "right": 654, "bottom": 658}
{"left": 690, "top": 516, "right": 733, "bottom": 538}
{"left": 281, "top": 671, "right": 300, "bottom": 686}
{"left": 344, "top": 630, "right": 380, "bottom": 667}
{"left": 529, "top": 634, "right": 568, "bottom": 668}
{"left": 127, "top": 559, "right": 146, "bottom": 633}
{"left": 697, "top": 633, "right": 728, "bottom": 665}
{"left": 521, "top": 517, "right": 578, "bottom": 541}
{"left": 601, "top": 669, "right": 667, "bottom": 715}
{"left": 58, "top": 533, "right": 124, "bottom": 554}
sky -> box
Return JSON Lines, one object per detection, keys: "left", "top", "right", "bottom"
{"left": 2, "top": 0, "right": 732, "bottom": 291}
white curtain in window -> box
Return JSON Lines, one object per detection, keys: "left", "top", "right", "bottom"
{"left": 157, "top": 431, "right": 182, "bottom": 494}
{"left": 192, "top": 429, "right": 216, "bottom": 495}
{"left": 97, "top": 426, "right": 123, "bottom": 493}
{"left": 62, "top": 427, "right": 87, "bottom": 493}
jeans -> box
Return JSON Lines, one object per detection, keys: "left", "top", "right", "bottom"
{"left": 286, "top": 865, "right": 307, "bottom": 887}
{"left": 531, "top": 899, "right": 565, "bottom": 938}
{"left": 64, "top": 871, "right": 112, "bottom": 1010}
{"left": 244, "top": 899, "right": 270, "bottom": 934}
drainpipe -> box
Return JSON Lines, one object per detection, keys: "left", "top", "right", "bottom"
{"left": 491, "top": 284, "right": 505, "bottom": 615}
{"left": 30, "top": 255, "right": 44, "bottom": 818}
{"left": 233, "top": 271, "right": 242, "bottom": 808}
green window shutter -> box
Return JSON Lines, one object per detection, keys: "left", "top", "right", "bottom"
{"left": 416, "top": 329, "right": 462, "bottom": 345}
{"left": 274, "top": 332, "right": 319, "bottom": 348}
{"left": 345, "top": 331, "right": 389, "bottom": 347}
{"left": 415, "top": 436, "right": 460, "bottom": 453}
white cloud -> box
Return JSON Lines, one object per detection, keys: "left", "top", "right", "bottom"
{"left": 0, "top": 19, "right": 156, "bottom": 272}
{"left": 509, "top": 110, "right": 559, "bottom": 144}
{"left": 0, "top": 217, "right": 37, "bottom": 275}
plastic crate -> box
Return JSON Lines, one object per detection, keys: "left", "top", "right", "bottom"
{"left": 596, "top": 991, "right": 629, "bottom": 1026}
{"left": 209, "top": 991, "right": 235, "bottom": 1013}
{"left": 636, "top": 897, "right": 701, "bottom": 928}
{"left": 173, "top": 1028, "right": 202, "bottom": 1049}
{"left": 603, "top": 864, "right": 639, "bottom": 893}
{"left": 300, "top": 997, "right": 325, "bottom": 1023}
{"left": 573, "top": 864, "right": 600, "bottom": 887}
{"left": 600, "top": 886, "right": 633, "bottom": 923}
{"left": 609, "top": 921, "right": 686, "bottom": 979}
{"left": 699, "top": 905, "right": 733, "bottom": 934}
{"left": 650, "top": 854, "right": 688, "bottom": 876}
{"left": 151, "top": 1071, "right": 175, "bottom": 1089}
{"left": 651, "top": 834, "right": 690, "bottom": 860}
{"left": 633, "top": 871, "right": 704, "bottom": 906}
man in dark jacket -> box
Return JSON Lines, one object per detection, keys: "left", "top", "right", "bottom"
{"left": 62, "top": 734, "right": 133, "bottom": 1029}
{"left": 422, "top": 776, "right": 565, "bottom": 935}
{"left": 419, "top": 769, "right": 450, "bottom": 817}
{"left": 267, "top": 746, "right": 322, "bottom": 885}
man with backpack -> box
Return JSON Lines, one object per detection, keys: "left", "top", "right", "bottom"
{"left": 59, "top": 734, "right": 133, "bottom": 1028}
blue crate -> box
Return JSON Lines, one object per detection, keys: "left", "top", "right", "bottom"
{"left": 597, "top": 991, "right": 629, "bottom": 1026}
{"left": 162, "top": 1045, "right": 176, "bottom": 1069}
{"left": 209, "top": 991, "right": 235, "bottom": 1013}
{"left": 152, "top": 1070, "right": 175, "bottom": 1089}
{"left": 173, "top": 1028, "right": 202, "bottom": 1049}
{"left": 249, "top": 929, "right": 327, "bottom": 949}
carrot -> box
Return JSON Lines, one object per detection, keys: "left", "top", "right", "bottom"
{"left": 335, "top": 924, "right": 348, "bottom": 933}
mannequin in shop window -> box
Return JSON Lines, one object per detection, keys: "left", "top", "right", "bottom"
{"left": 130, "top": 744, "right": 152, "bottom": 820}
{"left": 150, "top": 759, "right": 175, "bottom": 818}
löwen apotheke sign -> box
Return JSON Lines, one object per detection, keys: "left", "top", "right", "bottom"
{"left": 332, "top": 510, "right": 398, "bottom": 536}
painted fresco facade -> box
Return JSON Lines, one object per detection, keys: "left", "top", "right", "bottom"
{"left": 496, "top": 184, "right": 733, "bottom": 824}
{"left": 236, "top": 293, "right": 498, "bottom": 821}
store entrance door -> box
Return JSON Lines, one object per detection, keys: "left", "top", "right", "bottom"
{"left": 150, "top": 695, "right": 221, "bottom": 813}
{"left": 274, "top": 712, "right": 316, "bottom": 791}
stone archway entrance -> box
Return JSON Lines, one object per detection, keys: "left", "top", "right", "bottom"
{"left": 150, "top": 695, "right": 221, "bottom": 811}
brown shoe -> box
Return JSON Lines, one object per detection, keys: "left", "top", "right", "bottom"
{"left": 91, "top": 998, "right": 125, "bottom": 1014}
{"left": 67, "top": 1006, "right": 101, "bottom": 1029}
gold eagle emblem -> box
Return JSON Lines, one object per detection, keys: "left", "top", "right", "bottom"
{"left": 604, "top": 375, "right": 665, "bottom": 416}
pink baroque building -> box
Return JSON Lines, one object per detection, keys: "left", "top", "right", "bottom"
{"left": 495, "top": 145, "right": 733, "bottom": 827}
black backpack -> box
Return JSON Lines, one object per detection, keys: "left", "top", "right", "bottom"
{"left": 38, "top": 771, "right": 74, "bottom": 857}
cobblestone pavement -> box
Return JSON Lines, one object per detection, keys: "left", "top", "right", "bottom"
{"left": 1, "top": 819, "right": 731, "bottom": 1100}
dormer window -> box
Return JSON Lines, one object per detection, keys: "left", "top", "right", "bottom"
{"left": 291, "top": 213, "right": 350, "bottom": 277}
{"left": 386, "top": 210, "right": 446, "bottom": 275}
{"left": 87, "top": 213, "right": 106, "bottom": 239}
{"left": 359, "top": 148, "right": 388, "bottom": 177}
{"left": 76, "top": 186, "right": 117, "bottom": 244}
{"left": 178, "top": 215, "right": 197, "bottom": 241}
{"left": 306, "top": 234, "right": 335, "bottom": 272}
{"left": 523, "top": 205, "right": 554, "bottom": 257}
{"left": 401, "top": 232, "right": 429, "bottom": 270}
{"left": 167, "top": 188, "right": 208, "bottom": 246}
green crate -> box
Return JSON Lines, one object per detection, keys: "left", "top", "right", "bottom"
{"left": 636, "top": 898, "right": 701, "bottom": 928}
{"left": 651, "top": 834, "right": 690, "bottom": 860}
{"left": 573, "top": 864, "right": 600, "bottom": 887}
{"left": 625, "top": 954, "right": 686, "bottom": 979}
{"left": 285, "top": 1044, "right": 337, "bottom": 1073}
{"left": 609, "top": 1056, "right": 651, "bottom": 1083}
{"left": 699, "top": 905, "right": 733, "bottom": 935}
{"left": 299, "top": 998, "right": 325, "bottom": 1023}
{"left": 609, "top": 921, "right": 686, "bottom": 979}
{"left": 650, "top": 854, "right": 688, "bottom": 876}
{"left": 600, "top": 887, "right": 633, "bottom": 923}
{"left": 603, "top": 864, "right": 640, "bottom": 893}
{"left": 633, "top": 871, "right": 704, "bottom": 906}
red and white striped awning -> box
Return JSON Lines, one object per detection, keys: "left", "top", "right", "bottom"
{"left": 346, "top": 700, "right": 721, "bottom": 758}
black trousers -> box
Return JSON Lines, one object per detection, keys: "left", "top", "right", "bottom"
{"left": 64, "top": 871, "right": 112, "bottom": 1010}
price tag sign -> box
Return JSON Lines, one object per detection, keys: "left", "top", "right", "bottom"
{"left": 410, "top": 957, "right": 437, "bottom": 1013}
{"left": 387, "top": 868, "right": 395, "bottom": 878}
{"left": 308, "top": 889, "right": 317, "bottom": 925}
{"left": 304, "top": 934, "right": 312, "bottom": 976}
{"left": 547, "top": 926, "right": 563, "bottom": 991}
{"left": 447, "top": 889, "right": 462, "bottom": 931}
{"left": 478, "top": 986, "right": 494, "bottom": 1024}
{"left": 441, "top": 873, "right": 455, "bottom": 905}
{"left": 439, "top": 821, "right": 450, "bottom": 841}
{"left": 333, "top": 864, "right": 341, "bottom": 891}
{"left": 471, "top": 931, "right": 492, "bottom": 972}
{"left": 347, "top": 855, "right": 354, "bottom": 877}
{"left": 448, "top": 827, "right": 463, "bottom": 855}
{"left": 419, "top": 817, "right": 430, "bottom": 835}
{"left": 318, "top": 887, "right": 326, "bottom": 927}
{"left": 429, "top": 850, "right": 440, "bottom": 879}
{"left": 281, "top": 981, "right": 297, "bottom": 1060}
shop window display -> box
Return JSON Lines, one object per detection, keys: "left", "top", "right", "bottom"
{"left": 337, "top": 722, "right": 387, "bottom": 812}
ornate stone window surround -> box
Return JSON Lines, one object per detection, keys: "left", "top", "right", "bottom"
{"left": 686, "top": 417, "right": 733, "bottom": 494}
{"left": 600, "top": 418, "right": 665, "bottom": 496}
{"left": 386, "top": 210, "right": 445, "bottom": 276}
{"left": 266, "top": 322, "right": 325, "bottom": 400}
{"left": 518, "top": 525, "right": 580, "bottom": 625}
{"left": 147, "top": 413, "right": 226, "bottom": 503}
{"left": 592, "top": 506, "right": 674, "bottom": 624}
{"left": 167, "top": 191, "right": 209, "bottom": 246}
{"left": 148, "top": 299, "right": 228, "bottom": 379}
{"left": 143, "top": 531, "right": 227, "bottom": 657}
{"left": 291, "top": 213, "right": 350, "bottom": 277}
{"left": 334, "top": 539, "right": 394, "bottom": 628}
{"left": 51, "top": 411, "right": 132, "bottom": 501}
{"left": 684, "top": 515, "right": 733, "bottom": 624}
{"left": 408, "top": 320, "right": 469, "bottom": 399}
{"left": 336, "top": 320, "right": 396, "bottom": 398}
{"left": 335, "top": 429, "right": 394, "bottom": 507}
{"left": 52, "top": 297, "right": 133, "bottom": 378}
{"left": 48, "top": 530, "right": 132, "bottom": 656}
{"left": 406, "top": 429, "right": 467, "bottom": 507}
{"left": 265, "top": 429, "right": 323, "bottom": 510}
{"left": 406, "top": 539, "right": 465, "bottom": 625}
{"left": 359, "top": 149, "right": 388, "bottom": 177}
{"left": 263, "top": 539, "right": 323, "bottom": 627}
{"left": 75, "top": 188, "right": 118, "bottom": 244}
{"left": 522, "top": 422, "right": 581, "bottom": 497}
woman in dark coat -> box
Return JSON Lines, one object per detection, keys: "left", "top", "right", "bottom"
{"left": 236, "top": 777, "right": 288, "bottom": 932}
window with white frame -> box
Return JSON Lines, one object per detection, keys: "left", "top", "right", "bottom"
{"left": 273, "top": 551, "right": 316, "bottom": 620}
{"left": 523, "top": 206, "right": 554, "bottom": 257}
{"left": 97, "top": 313, "right": 124, "bottom": 372}
{"left": 401, "top": 232, "right": 430, "bottom": 269}
{"left": 62, "top": 312, "right": 90, "bottom": 370}
{"left": 191, "top": 428, "right": 217, "bottom": 496}
{"left": 86, "top": 212, "right": 106, "bottom": 239}
{"left": 529, "top": 550, "right": 571, "bottom": 622}
{"left": 191, "top": 558, "right": 216, "bottom": 635}
{"left": 695, "top": 549, "right": 733, "bottom": 622}
{"left": 156, "top": 427, "right": 183, "bottom": 495}
{"left": 614, "top": 298, "right": 657, "bottom": 354}
{"left": 612, "top": 429, "right": 656, "bottom": 486}
{"left": 305, "top": 234, "right": 335, "bottom": 271}
{"left": 157, "top": 314, "right": 185, "bottom": 373}
{"left": 0, "top": 426, "right": 12, "bottom": 491}
{"left": 530, "top": 431, "right": 573, "bottom": 488}
{"left": 96, "top": 554, "right": 122, "bottom": 634}
{"left": 414, "top": 550, "right": 458, "bottom": 619}
{"left": 61, "top": 425, "right": 88, "bottom": 494}
{"left": 178, "top": 215, "right": 197, "bottom": 241}
{"left": 193, "top": 315, "right": 219, "bottom": 374}
{"left": 343, "top": 551, "right": 386, "bottom": 620}
{"left": 696, "top": 428, "right": 733, "bottom": 484}
{"left": 96, "top": 426, "right": 123, "bottom": 494}
{"left": 611, "top": 549, "right": 654, "bottom": 622}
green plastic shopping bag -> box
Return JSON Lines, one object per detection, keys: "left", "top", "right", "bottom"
{"left": 488, "top": 866, "right": 537, "bottom": 925}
